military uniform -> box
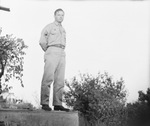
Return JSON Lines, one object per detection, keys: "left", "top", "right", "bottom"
{"left": 39, "top": 21, "right": 66, "bottom": 106}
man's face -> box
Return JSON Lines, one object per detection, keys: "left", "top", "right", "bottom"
{"left": 54, "top": 11, "right": 64, "bottom": 23}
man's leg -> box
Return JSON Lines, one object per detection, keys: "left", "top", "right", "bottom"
{"left": 53, "top": 55, "right": 66, "bottom": 106}
{"left": 53, "top": 54, "right": 69, "bottom": 112}
{"left": 41, "top": 50, "right": 59, "bottom": 106}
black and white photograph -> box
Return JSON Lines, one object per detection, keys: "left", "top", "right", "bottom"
{"left": 0, "top": 0, "right": 150, "bottom": 126}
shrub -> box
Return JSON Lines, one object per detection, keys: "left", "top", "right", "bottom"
{"left": 64, "top": 72, "right": 127, "bottom": 126}
{"left": 126, "top": 88, "right": 150, "bottom": 126}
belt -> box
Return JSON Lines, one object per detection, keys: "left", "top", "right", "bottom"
{"left": 48, "top": 44, "right": 65, "bottom": 49}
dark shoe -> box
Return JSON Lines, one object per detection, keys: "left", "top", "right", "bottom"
{"left": 42, "top": 104, "right": 52, "bottom": 111}
{"left": 54, "top": 105, "right": 70, "bottom": 112}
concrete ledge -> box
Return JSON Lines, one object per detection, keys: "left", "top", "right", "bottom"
{"left": 0, "top": 109, "right": 87, "bottom": 126}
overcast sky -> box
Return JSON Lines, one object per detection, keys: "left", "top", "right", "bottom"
{"left": 0, "top": 0, "right": 150, "bottom": 107}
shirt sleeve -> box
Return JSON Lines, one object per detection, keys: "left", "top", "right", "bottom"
{"left": 39, "top": 24, "right": 50, "bottom": 52}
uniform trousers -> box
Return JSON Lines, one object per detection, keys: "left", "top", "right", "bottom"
{"left": 40, "top": 46, "right": 66, "bottom": 106}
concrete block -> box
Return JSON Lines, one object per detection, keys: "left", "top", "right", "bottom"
{"left": 0, "top": 109, "right": 87, "bottom": 126}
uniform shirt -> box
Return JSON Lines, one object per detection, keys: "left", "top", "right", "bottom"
{"left": 39, "top": 21, "right": 66, "bottom": 51}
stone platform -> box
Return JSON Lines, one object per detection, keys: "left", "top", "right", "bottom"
{"left": 0, "top": 109, "right": 88, "bottom": 126}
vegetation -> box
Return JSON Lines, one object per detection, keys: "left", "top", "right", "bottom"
{"left": 0, "top": 29, "right": 28, "bottom": 94}
{"left": 0, "top": 94, "right": 35, "bottom": 110}
{"left": 64, "top": 72, "right": 150, "bottom": 126}
{"left": 64, "top": 72, "right": 127, "bottom": 126}
{"left": 126, "top": 88, "right": 150, "bottom": 126}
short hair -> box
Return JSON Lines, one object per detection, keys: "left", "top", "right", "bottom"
{"left": 54, "top": 8, "right": 64, "bottom": 15}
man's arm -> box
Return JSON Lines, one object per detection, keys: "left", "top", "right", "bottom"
{"left": 39, "top": 24, "right": 50, "bottom": 52}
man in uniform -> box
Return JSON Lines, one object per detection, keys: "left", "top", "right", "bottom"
{"left": 39, "top": 8, "right": 69, "bottom": 111}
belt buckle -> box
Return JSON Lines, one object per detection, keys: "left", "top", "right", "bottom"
{"left": 60, "top": 44, "right": 65, "bottom": 49}
{"left": 61, "top": 45, "right": 64, "bottom": 49}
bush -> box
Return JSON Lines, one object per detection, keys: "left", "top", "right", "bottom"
{"left": 126, "top": 88, "right": 150, "bottom": 126}
{"left": 64, "top": 72, "right": 127, "bottom": 126}
{"left": 0, "top": 93, "right": 35, "bottom": 110}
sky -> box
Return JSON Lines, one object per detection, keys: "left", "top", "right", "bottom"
{"left": 0, "top": 0, "right": 150, "bottom": 107}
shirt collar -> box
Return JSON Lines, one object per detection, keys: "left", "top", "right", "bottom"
{"left": 54, "top": 21, "right": 62, "bottom": 26}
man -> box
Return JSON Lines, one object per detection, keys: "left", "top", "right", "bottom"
{"left": 39, "top": 8, "right": 69, "bottom": 111}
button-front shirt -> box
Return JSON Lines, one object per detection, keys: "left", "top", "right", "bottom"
{"left": 39, "top": 21, "right": 66, "bottom": 51}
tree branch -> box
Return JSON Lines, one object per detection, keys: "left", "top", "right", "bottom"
{"left": 0, "top": 60, "right": 4, "bottom": 78}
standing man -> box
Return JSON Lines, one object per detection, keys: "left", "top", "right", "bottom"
{"left": 39, "top": 8, "right": 69, "bottom": 111}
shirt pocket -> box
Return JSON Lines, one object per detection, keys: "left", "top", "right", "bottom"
{"left": 48, "top": 27, "right": 59, "bottom": 42}
{"left": 50, "top": 27, "right": 59, "bottom": 35}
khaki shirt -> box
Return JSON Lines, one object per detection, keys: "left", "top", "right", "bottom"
{"left": 39, "top": 21, "right": 66, "bottom": 51}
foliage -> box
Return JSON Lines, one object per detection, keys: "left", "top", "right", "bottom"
{"left": 138, "top": 88, "right": 150, "bottom": 106}
{"left": 126, "top": 88, "right": 150, "bottom": 126}
{"left": 64, "top": 72, "right": 127, "bottom": 126}
{"left": 0, "top": 31, "right": 28, "bottom": 94}
{"left": 15, "top": 101, "right": 35, "bottom": 110}
{"left": 0, "top": 94, "right": 35, "bottom": 110}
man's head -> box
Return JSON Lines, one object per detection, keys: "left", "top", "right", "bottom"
{"left": 54, "top": 8, "right": 64, "bottom": 23}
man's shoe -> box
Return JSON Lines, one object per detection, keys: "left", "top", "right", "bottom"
{"left": 54, "top": 105, "right": 70, "bottom": 112}
{"left": 42, "top": 104, "right": 52, "bottom": 111}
